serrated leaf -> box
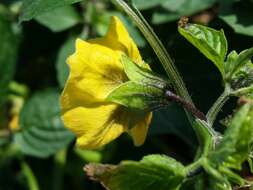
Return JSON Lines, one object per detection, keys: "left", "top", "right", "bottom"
{"left": 209, "top": 104, "right": 253, "bottom": 170}
{"left": 56, "top": 36, "right": 76, "bottom": 88}
{"left": 179, "top": 24, "right": 228, "bottom": 77}
{"left": 19, "top": 0, "right": 83, "bottom": 22}
{"left": 226, "top": 48, "right": 253, "bottom": 79}
{"left": 35, "top": 5, "right": 81, "bottom": 32}
{"left": 85, "top": 154, "right": 186, "bottom": 190}
{"left": 14, "top": 89, "right": 74, "bottom": 158}
{"left": 106, "top": 81, "right": 165, "bottom": 111}
{"left": 0, "top": 13, "right": 19, "bottom": 107}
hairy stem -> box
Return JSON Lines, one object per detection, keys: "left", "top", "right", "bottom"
{"left": 206, "top": 87, "right": 230, "bottom": 127}
{"left": 165, "top": 90, "right": 206, "bottom": 121}
{"left": 111, "top": 0, "right": 192, "bottom": 104}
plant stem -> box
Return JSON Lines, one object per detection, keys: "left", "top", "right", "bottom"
{"left": 185, "top": 158, "right": 204, "bottom": 177}
{"left": 111, "top": 0, "right": 220, "bottom": 146}
{"left": 165, "top": 90, "right": 206, "bottom": 121}
{"left": 230, "top": 85, "right": 253, "bottom": 96}
{"left": 52, "top": 149, "right": 67, "bottom": 190}
{"left": 21, "top": 162, "right": 40, "bottom": 190}
{"left": 206, "top": 87, "right": 230, "bottom": 127}
{"left": 111, "top": 0, "right": 193, "bottom": 104}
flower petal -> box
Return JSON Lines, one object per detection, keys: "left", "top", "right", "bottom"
{"left": 62, "top": 103, "right": 128, "bottom": 149}
{"left": 62, "top": 39, "right": 128, "bottom": 108}
{"left": 128, "top": 112, "right": 152, "bottom": 146}
{"left": 89, "top": 16, "right": 142, "bottom": 64}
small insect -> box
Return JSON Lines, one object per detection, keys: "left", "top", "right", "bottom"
{"left": 178, "top": 16, "right": 189, "bottom": 28}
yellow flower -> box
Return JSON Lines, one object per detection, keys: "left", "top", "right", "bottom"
{"left": 60, "top": 16, "right": 152, "bottom": 149}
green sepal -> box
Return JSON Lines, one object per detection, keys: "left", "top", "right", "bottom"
{"left": 106, "top": 81, "right": 166, "bottom": 111}
{"left": 178, "top": 23, "right": 228, "bottom": 77}
{"left": 121, "top": 55, "right": 170, "bottom": 89}
{"left": 85, "top": 154, "right": 186, "bottom": 190}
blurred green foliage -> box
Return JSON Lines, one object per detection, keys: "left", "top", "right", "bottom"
{"left": 1, "top": 0, "right": 253, "bottom": 189}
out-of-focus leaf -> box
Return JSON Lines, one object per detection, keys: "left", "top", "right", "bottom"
{"left": 93, "top": 12, "right": 146, "bottom": 47}
{"left": 56, "top": 36, "right": 76, "bottom": 88}
{"left": 179, "top": 23, "right": 228, "bottom": 77}
{"left": 35, "top": 5, "right": 81, "bottom": 32}
{"left": 152, "top": 0, "right": 216, "bottom": 24}
{"left": 132, "top": 0, "right": 163, "bottom": 10}
{"left": 152, "top": 11, "right": 180, "bottom": 25}
{"left": 0, "top": 13, "right": 18, "bottom": 107}
{"left": 85, "top": 154, "right": 186, "bottom": 190}
{"left": 161, "top": 0, "right": 216, "bottom": 13}
{"left": 14, "top": 89, "right": 74, "bottom": 158}
{"left": 219, "top": 2, "right": 253, "bottom": 37}
{"left": 75, "top": 148, "right": 102, "bottom": 163}
{"left": 20, "top": 0, "right": 83, "bottom": 22}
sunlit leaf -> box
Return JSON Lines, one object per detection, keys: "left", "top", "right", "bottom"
{"left": 85, "top": 154, "right": 186, "bottom": 190}
{"left": 179, "top": 23, "right": 228, "bottom": 77}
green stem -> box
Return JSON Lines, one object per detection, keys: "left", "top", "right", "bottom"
{"left": 21, "top": 162, "right": 40, "bottom": 190}
{"left": 111, "top": 0, "right": 192, "bottom": 104}
{"left": 52, "top": 149, "right": 67, "bottom": 190}
{"left": 206, "top": 87, "right": 230, "bottom": 127}
{"left": 231, "top": 85, "right": 253, "bottom": 96}
{"left": 185, "top": 158, "right": 204, "bottom": 177}
{"left": 111, "top": 0, "right": 220, "bottom": 146}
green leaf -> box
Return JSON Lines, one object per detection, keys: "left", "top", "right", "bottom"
{"left": 0, "top": 13, "right": 19, "bottom": 107}
{"left": 14, "top": 89, "right": 74, "bottom": 158}
{"left": 178, "top": 24, "right": 228, "bottom": 77}
{"left": 35, "top": 5, "right": 81, "bottom": 32}
{"left": 20, "top": 0, "right": 83, "bottom": 22}
{"left": 85, "top": 154, "right": 186, "bottom": 190}
{"left": 56, "top": 36, "right": 76, "bottom": 88}
{"left": 209, "top": 104, "right": 253, "bottom": 170}
{"left": 106, "top": 81, "right": 165, "bottom": 111}
{"left": 121, "top": 55, "right": 169, "bottom": 88}
{"left": 226, "top": 48, "right": 253, "bottom": 79}
{"left": 152, "top": 11, "right": 181, "bottom": 25}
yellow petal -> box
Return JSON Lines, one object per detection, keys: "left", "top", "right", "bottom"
{"left": 62, "top": 39, "right": 128, "bottom": 109}
{"left": 62, "top": 103, "right": 126, "bottom": 149}
{"left": 89, "top": 16, "right": 142, "bottom": 64}
{"left": 128, "top": 112, "right": 152, "bottom": 146}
